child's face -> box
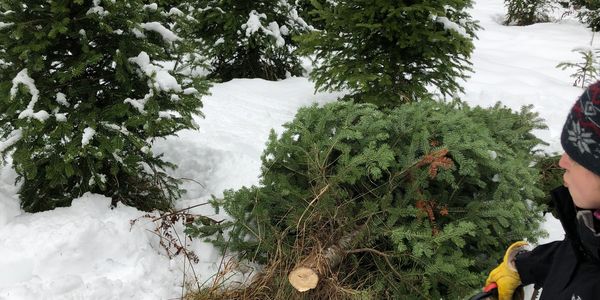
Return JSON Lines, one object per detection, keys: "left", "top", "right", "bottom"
{"left": 559, "top": 152, "right": 600, "bottom": 209}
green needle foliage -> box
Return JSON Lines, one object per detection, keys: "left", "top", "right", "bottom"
{"left": 504, "top": 0, "right": 551, "bottom": 25}
{"left": 557, "top": 46, "right": 600, "bottom": 88}
{"left": 188, "top": 99, "right": 548, "bottom": 299}
{"left": 532, "top": 153, "right": 563, "bottom": 218}
{"left": 0, "top": 0, "right": 209, "bottom": 212}
{"left": 296, "top": 0, "right": 480, "bottom": 107}
{"left": 293, "top": 0, "right": 327, "bottom": 30}
{"left": 182, "top": 0, "right": 312, "bottom": 81}
{"left": 569, "top": 0, "right": 600, "bottom": 31}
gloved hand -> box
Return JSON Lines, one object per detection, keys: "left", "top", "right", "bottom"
{"left": 485, "top": 241, "right": 528, "bottom": 300}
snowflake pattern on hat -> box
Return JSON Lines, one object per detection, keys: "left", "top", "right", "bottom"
{"left": 567, "top": 120, "right": 595, "bottom": 154}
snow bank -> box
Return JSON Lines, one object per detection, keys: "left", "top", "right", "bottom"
{"left": 0, "top": 193, "right": 213, "bottom": 300}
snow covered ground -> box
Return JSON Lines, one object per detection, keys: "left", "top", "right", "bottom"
{"left": 0, "top": 0, "right": 597, "bottom": 299}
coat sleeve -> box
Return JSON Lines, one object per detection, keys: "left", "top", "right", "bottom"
{"left": 514, "top": 240, "right": 563, "bottom": 286}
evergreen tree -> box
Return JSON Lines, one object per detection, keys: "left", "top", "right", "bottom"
{"left": 0, "top": 0, "right": 208, "bottom": 212}
{"left": 557, "top": 46, "right": 600, "bottom": 88}
{"left": 573, "top": 0, "right": 600, "bottom": 31}
{"left": 504, "top": 0, "right": 551, "bottom": 25}
{"left": 183, "top": 0, "right": 312, "bottom": 81}
{"left": 188, "top": 100, "right": 547, "bottom": 299}
{"left": 293, "top": 0, "right": 327, "bottom": 30}
{"left": 296, "top": 0, "right": 480, "bottom": 107}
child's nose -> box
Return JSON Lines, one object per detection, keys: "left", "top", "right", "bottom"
{"left": 558, "top": 153, "right": 570, "bottom": 169}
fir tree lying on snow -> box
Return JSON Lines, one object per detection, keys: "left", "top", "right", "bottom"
{"left": 188, "top": 100, "right": 548, "bottom": 299}
{"left": 0, "top": 0, "right": 208, "bottom": 212}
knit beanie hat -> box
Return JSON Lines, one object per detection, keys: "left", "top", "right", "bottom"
{"left": 561, "top": 81, "right": 600, "bottom": 177}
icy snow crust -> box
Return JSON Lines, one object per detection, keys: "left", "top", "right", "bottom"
{"left": 0, "top": 0, "right": 597, "bottom": 299}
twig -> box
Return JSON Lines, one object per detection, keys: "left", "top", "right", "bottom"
{"left": 346, "top": 247, "right": 390, "bottom": 257}
{"left": 296, "top": 183, "right": 331, "bottom": 232}
{"left": 173, "top": 226, "right": 202, "bottom": 291}
{"left": 179, "top": 177, "right": 207, "bottom": 190}
{"left": 151, "top": 202, "right": 210, "bottom": 222}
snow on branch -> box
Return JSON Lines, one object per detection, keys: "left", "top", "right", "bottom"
{"left": 55, "top": 92, "right": 69, "bottom": 107}
{"left": 87, "top": 0, "right": 109, "bottom": 17}
{"left": 143, "top": 3, "right": 158, "bottom": 11}
{"left": 140, "top": 22, "right": 182, "bottom": 43}
{"left": 435, "top": 16, "right": 468, "bottom": 38}
{"left": 278, "top": 0, "right": 313, "bottom": 31}
{"left": 0, "top": 129, "right": 22, "bottom": 152}
{"left": 0, "top": 22, "right": 14, "bottom": 29}
{"left": 128, "top": 52, "right": 182, "bottom": 93}
{"left": 124, "top": 91, "right": 153, "bottom": 114}
{"left": 82, "top": 127, "right": 96, "bottom": 147}
{"left": 242, "top": 10, "right": 286, "bottom": 47}
{"left": 165, "top": 8, "right": 184, "bottom": 17}
{"left": 11, "top": 69, "right": 49, "bottom": 122}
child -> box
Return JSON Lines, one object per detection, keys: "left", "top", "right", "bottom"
{"left": 486, "top": 81, "right": 600, "bottom": 300}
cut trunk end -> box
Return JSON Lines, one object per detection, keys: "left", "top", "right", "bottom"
{"left": 288, "top": 266, "right": 319, "bottom": 292}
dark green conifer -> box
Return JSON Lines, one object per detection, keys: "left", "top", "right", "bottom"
{"left": 573, "top": 0, "right": 600, "bottom": 31}
{"left": 504, "top": 0, "right": 551, "bottom": 25}
{"left": 184, "top": 0, "right": 312, "bottom": 81}
{"left": 296, "top": 0, "right": 480, "bottom": 107}
{"left": 0, "top": 0, "right": 208, "bottom": 212}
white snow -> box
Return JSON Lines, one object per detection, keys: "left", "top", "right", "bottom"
{"left": 124, "top": 92, "right": 151, "bottom": 114}
{"left": 491, "top": 174, "right": 501, "bottom": 182}
{"left": 129, "top": 52, "right": 182, "bottom": 93}
{"left": 131, "top": 28, "right": 145, "bottom": 39}
{"left": 436, "top": 16, "right": 470, "bottom": 38}
{"left": 55, "top": 92, "right": 69, "bottom": 107}
{"left": 18, "top": 109, "right": 49, "bottom": 122}
{"left": 0, "top": 194, "right": 188, "bottom": 299}
{"left": 0, "top": 129, "right": 22, "bottom": 153}
{"left": 158, "top": 111, "right": 181, "bottom": 119}
{"left": 81, "top": 127, "right": 96, "bottom": 147}
{"left": 11, "top": 69, "right": 39, "bottom": 105}
{"left": 241, "top": 10, "right": 286, "bottom": 47}
{"left": 86, "top": 0, "right": 108, "bottom": 17}
{"left": 243, "top": 10, "right": 265, "bottom": 36}
{"left": 11, "top": 69, "right": 50, "bottom": 122}
{"left": 265, "top": 22, "right": 285, "bottom": 47}
{"left": 55, "top": 113, "right": 67, "bottom": 122}
{"left": 167, "top": 8, "right": 184, "bottom": 17}
{"left": 214, "top": 37, "right": 225, "bottom": 46}
{"left": 0, "top": 22, "right": 14, "bottom": 29}
{"left": 0, "top": 0, "right": 595, "bottom": 299}
{"left": 140, "top": 22, "right": 182, "bottom": 43}
{"left": 142, "top": 3, "right": 158, "bottom": 11}
{"left": 183, "top": 87, "right": 198, "bottom": 95}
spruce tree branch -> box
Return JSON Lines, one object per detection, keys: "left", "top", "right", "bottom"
{"left": 349, "top": 247, "right": 427, "bottom": 298}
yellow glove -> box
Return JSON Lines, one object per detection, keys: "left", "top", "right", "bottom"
{"left": 485, "top": 241, "right": 528, "bottom": 300}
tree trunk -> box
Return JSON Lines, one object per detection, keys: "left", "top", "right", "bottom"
{"left": 288, "top": 229, "right": 361, "bottom": 292}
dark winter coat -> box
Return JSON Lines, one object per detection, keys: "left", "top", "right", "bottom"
{"left": 515, "top": 186, "right": 600, "bottom": 300}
